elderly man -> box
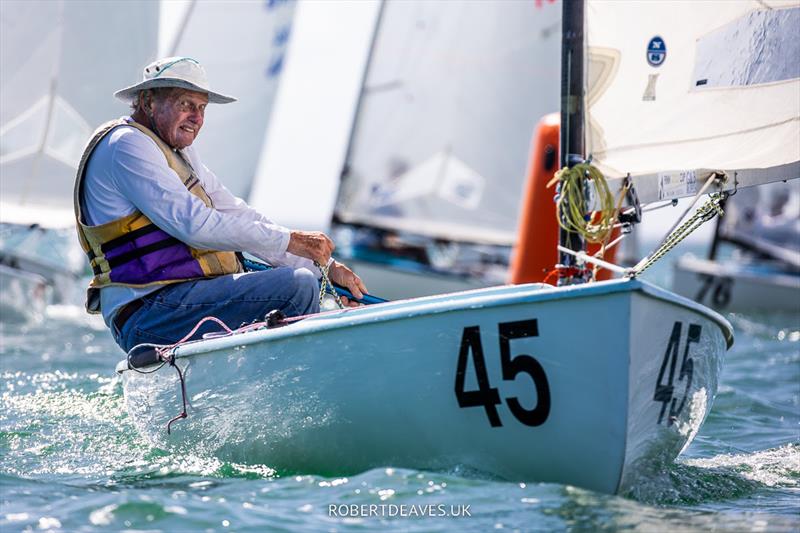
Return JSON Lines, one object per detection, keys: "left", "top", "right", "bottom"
{"left": 74, "top": 56, "right": 366, "bottom": 352}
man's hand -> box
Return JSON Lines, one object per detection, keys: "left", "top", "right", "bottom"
{"left": 328, "top": 260, "right": 368, "bottom": 306}
{"left": 287, "top": 230, "right": 334, "bottom": 265}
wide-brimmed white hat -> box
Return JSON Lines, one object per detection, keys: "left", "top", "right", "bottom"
{"left": 114, "top": 56, "right": 236, "bottom": 104}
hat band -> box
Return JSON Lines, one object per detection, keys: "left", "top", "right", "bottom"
{"left": 151, "top": 57, "right": 201, "bottom": 79}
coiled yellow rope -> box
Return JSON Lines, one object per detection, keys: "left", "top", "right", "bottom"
{"left": 549, "top": 163, "right": 617, "bottom": 244}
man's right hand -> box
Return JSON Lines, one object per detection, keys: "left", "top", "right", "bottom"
{"left": 287, "top": 230, "right": 335, "bottom": 265}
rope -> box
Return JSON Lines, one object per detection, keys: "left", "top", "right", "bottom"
{"left": 125, "top": 315, "right": 235, "bottom": 434}
{"left": 629, "top": 193, "right": 726, "bottom": 276}
{"left": 592, "top": 177, "right": 629, "bottom": 279}
{"left": 315, "top": 261, "right": 345, "bottom": 309}
{"left": 549, "top": 162, "right": 616, "bottom": 245}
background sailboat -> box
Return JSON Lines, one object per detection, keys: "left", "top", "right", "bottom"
{"left": 0, "top": 0, "right": 297, "bottom": 319}
{"left": 249, "top": 0, "right": 562, "bottom": 300}
{"left": 1, "top": 0, "right": 158, "bottom": 228}
{"left": 672, "top": 180, "right": 800, "bottom": 311}
{"left": 0, "top": 0, "right": 158, "bottom": 318}
{"left": 333, "top": 0, "right": 562, "bottom": 299}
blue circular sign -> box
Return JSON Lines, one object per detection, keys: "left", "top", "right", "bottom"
{"left": 647, "top": 36, "right": 666, "bottom": 67}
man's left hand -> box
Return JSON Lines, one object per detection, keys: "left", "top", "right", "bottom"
{"left": 328, "top": 260, "right": 367, "bottom": 307}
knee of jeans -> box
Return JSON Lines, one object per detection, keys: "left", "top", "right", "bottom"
{"left": 293, "top": 267, "right": 320, "bottom": 313}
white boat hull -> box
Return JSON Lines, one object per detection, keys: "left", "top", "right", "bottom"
{"left": 672, "top": 255, "right": 800, "bottom": 313}
{"left": 117, "top": 279, "right": 731, "bottom": 494}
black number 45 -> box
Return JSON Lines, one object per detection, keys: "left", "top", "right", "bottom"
{"left": 653, "top": 321, "right": 701, "bottom": 425}
{"left": 454, "top": 319, "right": 551, "bottom": 427}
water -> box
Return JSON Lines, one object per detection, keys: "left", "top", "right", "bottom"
{"left": 1, "top": 247, "right": 798, "bottom": 532}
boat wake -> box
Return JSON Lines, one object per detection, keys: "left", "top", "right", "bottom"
{"left": 623, "top": 443, "right": 800, "bottom": 505}
{"left": 0, "top": 368, "right": 280, "bottom": 487}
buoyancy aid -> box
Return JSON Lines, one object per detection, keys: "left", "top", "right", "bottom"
{"left": 73, "top": 118, "right": 242, "bottom": 314}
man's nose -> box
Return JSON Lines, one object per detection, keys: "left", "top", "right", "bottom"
{"left": 188, "top": 108, "right": 204, "bottom": 124}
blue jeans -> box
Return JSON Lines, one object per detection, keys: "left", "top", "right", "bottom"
{"left": 112, "top": 267, "right": 319, "bottom": 352}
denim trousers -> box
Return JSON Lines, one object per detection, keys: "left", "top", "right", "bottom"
{"left": 112, "top": 267, "right": 320, "bottom": 352}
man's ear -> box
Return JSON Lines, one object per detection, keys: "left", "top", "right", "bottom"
{"left": 141, "top": 90, "right": 154, "bottom": 114}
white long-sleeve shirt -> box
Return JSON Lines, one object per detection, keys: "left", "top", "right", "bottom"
{"left": 81, "top": 117, "right": 317, "bottom": 327}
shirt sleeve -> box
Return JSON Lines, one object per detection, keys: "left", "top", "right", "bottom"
{"left": 108, "top": 129, "right": 317, "bottom": 273}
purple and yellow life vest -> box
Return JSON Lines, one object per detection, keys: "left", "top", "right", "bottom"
{"left": 73, "top": 119, "right": 242, "bottom": 313}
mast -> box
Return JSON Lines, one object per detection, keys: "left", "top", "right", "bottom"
{"left": 558, "top": 0, "right": 586, "bottom": 284}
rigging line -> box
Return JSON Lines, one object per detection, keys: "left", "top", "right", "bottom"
{"left": 556, "top": 246, "right": 629, "bottom": 275}
{"left": 630, "top": 193, "right": 726, "bottom": 276}
{"left": 622, "top": 200, "right": 678, "bottom": 215}
{"left": 593, "top": 232, "right": 627, "bottom": 257}
{"left": 592, "top": 174, "right": 630, "bottom": 279}
{"left": 643, "top": 173, "right": 722, "bottom": 262}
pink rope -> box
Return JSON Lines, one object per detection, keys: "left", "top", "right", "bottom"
{"left": 157, "top": 306, "right": 346, "bottom": 358}
{"left": 157, "top": 316, "right": 235, "bottom": 357}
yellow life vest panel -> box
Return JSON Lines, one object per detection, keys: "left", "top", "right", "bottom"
{"left": 73, "top": 118, "right": 242, "bottom": 314}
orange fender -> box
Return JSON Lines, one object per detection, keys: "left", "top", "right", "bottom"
{"left": 509, "top": 113, "right": 617, "bottom": 284}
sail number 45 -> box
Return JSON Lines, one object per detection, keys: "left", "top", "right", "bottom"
{"left": 454, "top": 319, "right": 550, "bottom": 428}
{"left": 654, "top": 321, "right": 701, "bottom": 425}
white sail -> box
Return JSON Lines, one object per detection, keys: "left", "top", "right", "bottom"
{"left": 247, "top": 0, "right": 381, "bottom": 232}
{"left": 586, "top": 0, "right": 800, "bottom": 201}
{"left": 0, "top": 0, "right": 158, "bottom": 228}
{"left": 167, "top": 0, "right": 296, "bottom": 199}
{"left": 334, "top": 0, "right": 562, "bottom": 245}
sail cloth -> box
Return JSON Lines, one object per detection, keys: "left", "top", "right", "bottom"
{"left": 0, "top": 0, "right": 158, "bottom": 228}
{"left": 586, "top": 0, "right": 800, "bottom": 199}
{"left": 168, "top": 0, "right": 296, "bottom": 200}
{"left": 335, "top": 0, "right": 562, "bottom": 246}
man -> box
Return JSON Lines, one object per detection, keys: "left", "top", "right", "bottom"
{"left": 74, "top": 56, "right": 367, "bottom": 352}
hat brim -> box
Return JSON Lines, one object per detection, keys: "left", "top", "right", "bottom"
{"left": 114, "top": 78, "right": 236, "bottom": 104}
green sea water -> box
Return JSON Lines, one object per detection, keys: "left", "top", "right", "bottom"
{"left": 1, "top": 247, "right": 798, "bottom": 532}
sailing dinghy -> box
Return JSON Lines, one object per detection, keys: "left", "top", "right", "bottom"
{"left": 672, "top": 182, "right": 800, "bottom": 312}
{"left": 116, "top": 0, "right": 798, "bottom": 494}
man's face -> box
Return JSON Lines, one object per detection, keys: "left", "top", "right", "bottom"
{"left": 149, "top": 89, "right": 209, "bottom": 149}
